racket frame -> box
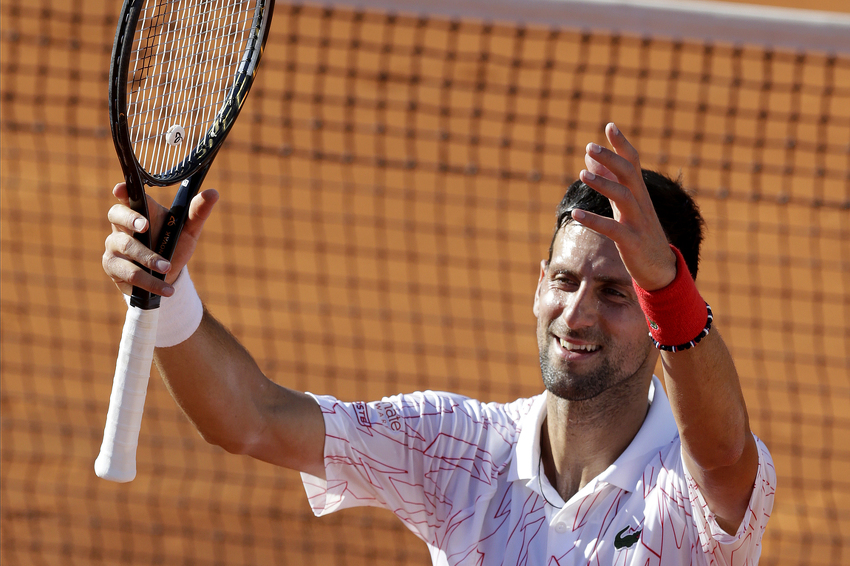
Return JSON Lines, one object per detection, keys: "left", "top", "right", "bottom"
{"left": 97, "top": 0, "right": 274, "bottom": 482}
{"left": 108, "top": 0, "right": 274, "bottom": 309}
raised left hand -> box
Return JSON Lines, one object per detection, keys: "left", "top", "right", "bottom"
{"left": 572, "top": 123, "right": 676, "bottom": 291}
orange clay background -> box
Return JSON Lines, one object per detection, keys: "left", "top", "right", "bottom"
{"left": 1, "top": 1, "right": 848, "bottom": 565}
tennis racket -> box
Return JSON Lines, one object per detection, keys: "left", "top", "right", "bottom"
{"left": 95, "top": 0, "right": 274, "bottom": 482}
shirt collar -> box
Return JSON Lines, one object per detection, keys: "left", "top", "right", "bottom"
{"left": 508, "top": 376, "right": 678, "bottom": 493}
{"left": 507, "top": 391, "right": 548, "bottom": 484}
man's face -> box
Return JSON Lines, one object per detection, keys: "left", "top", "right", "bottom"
{"left": 533, "top": 222, "right": 655, "bottom": 401}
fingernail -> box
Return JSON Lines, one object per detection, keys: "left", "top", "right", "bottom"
{"left": 156, "top": 259, "right": 170, "bottom": 273}
{"left": 133, "top": 218, "right": 146, "bottom": 231}
{"left": 588, "top": 143, "right": 602, "bottom": 154}
{"left": 609, "top": 122, "right": 619, "bottom": 136}
{"left": 582, "top": 169, "right": 596, "bottom": 181}
{"left": 573, "top": 209, "right": 586, "bottom": 221}
{"left": 162, "top": 285, "right": 175, "bottom": 297}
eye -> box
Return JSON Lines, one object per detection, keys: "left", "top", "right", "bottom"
{"left": 551, "top": 272, "right": 577, "bottom": 289}
{"left": 603, "top": 287, "right": 627, "bottom": 299}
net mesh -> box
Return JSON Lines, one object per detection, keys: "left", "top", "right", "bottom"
{"left": 2, "top": 1, "right": 849, "bottom": 565}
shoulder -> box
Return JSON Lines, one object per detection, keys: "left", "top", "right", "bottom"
{"left": 311, "top": 390, "right": 543, "bottom": 466}
{"left": 394, "top": 390, "right": 541, "bottom": 441}
{"left": 313, "top": 389, "right": 540, "bottom": 430}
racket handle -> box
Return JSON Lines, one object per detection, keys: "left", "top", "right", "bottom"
{"left": 95, "top": 305, "right": 159, "bottom": 482}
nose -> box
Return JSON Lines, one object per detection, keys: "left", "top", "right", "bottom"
{"left": 561, "top": 284, "right": 597, "bottom": 330}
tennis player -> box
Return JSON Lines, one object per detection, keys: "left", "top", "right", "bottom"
{"left": 102, "top": 124, "right": 774, "bottom": 564}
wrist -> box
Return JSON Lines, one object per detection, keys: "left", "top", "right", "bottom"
{"left": 124, "top": 266, "right": 203, "bottom": 347}
{"left": 634, "top": 245, "right": 712, "bottom": 352}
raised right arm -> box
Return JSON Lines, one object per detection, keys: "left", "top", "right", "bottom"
{"left": 102, "top": 182, "right": 326, "bottom": 477}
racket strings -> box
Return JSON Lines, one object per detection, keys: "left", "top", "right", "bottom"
{"left": 136, "top": 0, "right": 251, "bottom": 172}
{"left": 132, "top": 0, "right": 200, "bottom": 165}
{"left": 131, "top": 19, "right": 252, "bottom": 106}
{"left": 130, "top": 4, "right": 249, "bottom": 106}
{"left": 143, "top": 0, "right": 233, "bottom": 169}
{"left": 132, "top": 8, "right": 251, "bottom": 98}
{"left": 126, "top": 0, "right": 256, "bottom": 176}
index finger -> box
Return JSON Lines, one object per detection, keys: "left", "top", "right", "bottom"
{"left": 108, "top": 203, "right": 149, "bottom": 234}
{"left": 584, "top": 126, "right": 643, "bottom": 191}
{"left": 112, "top": 182, "right": 129, "bottom": 203}
{"left": 605, "top": 123, "right": 639, "bottom": 162}
{"left": 605, "top": 123, "right": 644, "bottom": 187}
{"left": 109, "top": 183, "right": 149, "bottom": 234}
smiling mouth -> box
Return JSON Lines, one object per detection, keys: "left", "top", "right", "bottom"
{"left": 558, "top": 337, "right": 600, "bottom": 353}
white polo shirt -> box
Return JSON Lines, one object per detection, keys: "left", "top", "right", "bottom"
{"left": 301, "top": 377, "right": 775, "bottom": 565}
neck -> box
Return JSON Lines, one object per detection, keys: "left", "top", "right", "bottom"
{"left": 541, "top": 374, "right": 652, "bottom": 504}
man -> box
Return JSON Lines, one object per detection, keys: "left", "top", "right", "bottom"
{"left": 102, "top": 124, "right": 774, "bottom": 564}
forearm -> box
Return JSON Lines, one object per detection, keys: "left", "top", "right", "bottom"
{"left": 660, "top": 328, "right": 752, "bottom": 468}
{"left": 660, "top": 327, "right": 759, "bottom": 532}
{"left": 102, "top": 186, "right": 325, "bottom": 475}
{"left": 153, "top": 308, "right": 326, "bottom": 475}
{"left": 152, "top": 309, "right": 260, "bottom": 450}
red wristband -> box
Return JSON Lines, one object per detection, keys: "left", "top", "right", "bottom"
{"left": 634, "top": 245, "right": 710, "bottom": 350}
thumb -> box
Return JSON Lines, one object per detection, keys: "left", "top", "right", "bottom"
{"left": 164, "top": 189, "right": 219, "bottom": 284}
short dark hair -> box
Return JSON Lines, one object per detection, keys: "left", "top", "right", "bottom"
{"left": 548, "top": 169, "right": 705, "bottom": 280}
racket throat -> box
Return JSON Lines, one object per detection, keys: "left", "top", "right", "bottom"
{"left": 161, "top": 170, "right": 206, "bottom": 258}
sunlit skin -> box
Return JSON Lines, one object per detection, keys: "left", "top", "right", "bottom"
{"left": 534, "top": 222, "right": 656, "bottom": 403}
{"left": 532, "top": 221, "right": 660, "bottom": 501}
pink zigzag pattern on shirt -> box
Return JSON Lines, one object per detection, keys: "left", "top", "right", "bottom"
{"left": 642, "top": 456, "right": 688, "bottom": 561}
{"left": 322, "top": 399, "right": 502, "bottom": 487}
{"left": 310, "top": 394, "right": 774, "bottom": 565}
{"left": 586, "top": 488, "right": 630, "bottom": 563}
{"left": 500, "top": 491, "right": 546, "bottom": 566}
{"left": 318, "top": 394, "right": 526, "bottom": 546}
{"left": 326, "top": 396, "right": 508, "bottom": 478}
{"left": 441, "top": 474, "right": 516, "bottom": 563}
{"left": 684, "top": 439, "right": 778, "bottom": 566}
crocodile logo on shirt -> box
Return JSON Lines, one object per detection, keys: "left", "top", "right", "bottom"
{"left": 614, "top": 525, "right": 642, "bottom": 549}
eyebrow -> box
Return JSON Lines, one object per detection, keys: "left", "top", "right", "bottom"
{"left": 595, "top": 274, "right": 635, "bottom": 288}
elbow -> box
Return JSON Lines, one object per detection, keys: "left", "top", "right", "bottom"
{"left": 210, "top": 435, "right": 247, "bottom": 456}
{"left": 686, "top": 400, "right": 752, "bottom": 471}
{"left": 195, "top": 426, "right": 256, "bottom": 456}
{"left": 691, "top": 430, "right": 750, "bottom": 471}
{"left": 709, "top": 437, "right": 747, "bottom": 470}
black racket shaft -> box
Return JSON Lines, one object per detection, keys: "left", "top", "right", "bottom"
{"left": 129, "top": 161, "right": 213, "bottom": 309}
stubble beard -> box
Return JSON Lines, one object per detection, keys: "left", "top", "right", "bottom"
{"left": 538, "top": 330, "right": 652, "bottom": 403}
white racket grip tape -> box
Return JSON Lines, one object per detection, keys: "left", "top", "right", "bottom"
{"left": 94, "top": 305, "right": 160, "bottom": 482}
{"left": 122, "top": 266, "right": 203, "bottom": 348}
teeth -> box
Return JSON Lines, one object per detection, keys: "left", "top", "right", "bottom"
{"left": 560, "top": 338, "right": 599, "bottom": 352}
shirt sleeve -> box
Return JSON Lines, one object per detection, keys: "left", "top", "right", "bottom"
{"left": 685, "top": 434, "right": 776, "bottom": 565}
{"left": 299, "top": 391, "right": 520, "bottom": 543}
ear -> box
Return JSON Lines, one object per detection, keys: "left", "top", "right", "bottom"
{"left": 533, "top": 259, "right": 547, "bottom": 317}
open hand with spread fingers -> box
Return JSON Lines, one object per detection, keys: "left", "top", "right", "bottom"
{"left": 573, "top": 123, "right": 678, "bottom": 292}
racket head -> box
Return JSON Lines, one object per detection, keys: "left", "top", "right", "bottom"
{"left": 109, "top": 0, "right": 274, "bottom": 191}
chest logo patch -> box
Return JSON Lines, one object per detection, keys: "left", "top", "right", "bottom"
{"left": 614, "top": 526, "right": 642, "bottom": 549}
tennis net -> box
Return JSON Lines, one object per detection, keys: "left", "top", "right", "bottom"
{"left": 1, "top": 0, "right": 849, "bottom": 564}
